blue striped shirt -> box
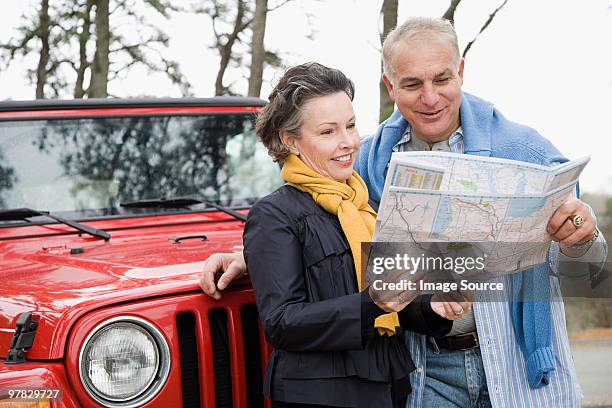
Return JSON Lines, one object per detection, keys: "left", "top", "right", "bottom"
{"left": 392, "top": 124, "right": 607, "bottom": 408}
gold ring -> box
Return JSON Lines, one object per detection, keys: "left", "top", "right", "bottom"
{"left": 570, "top": 214, "right": 584, "bottom": 228}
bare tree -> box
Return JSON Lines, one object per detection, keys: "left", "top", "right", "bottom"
{"left": 1, "top": 0, "right": 190, "bottom": 99}
{"left": 105, "top": 0, "right": 192, "bottom": 96}
{"left": 199, "top": 0, "right": 292, "bottom": 97}
{"left": 246, "top": 0, "right": 292, "bottom": 97}
{"left": 379, "top": 0, "right": 398, "bottom": 122}
{"left": 0, "top": 0, "right": 66, "bottom": 99}
{"left": 201, "top": 0, "right": 252, "bottom": 96}
{"left": 74, "top": 0, "right": 95, "bottom": 98}
{"left": 88, "top": 0, "right": 110, "bottom": 98}
{"left": 35, "top": 0, "right": 51, "bottom": 98}
{"left": 248, "top": 0, "right": 267, "bottom": 97}
{"left": 74, "top": 0, "right": 191, "bottom": 98}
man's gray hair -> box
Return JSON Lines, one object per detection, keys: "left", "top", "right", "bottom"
{"left": 382, "top": 17, "right": 460, "bottom": 79}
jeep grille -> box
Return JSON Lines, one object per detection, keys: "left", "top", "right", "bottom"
{"left": 176, "top": 304, "right": 267, "bottom": 407}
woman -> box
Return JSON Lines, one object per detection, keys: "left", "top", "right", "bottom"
{"left": 244, "top": 62, "right": 464, "bottom": 408}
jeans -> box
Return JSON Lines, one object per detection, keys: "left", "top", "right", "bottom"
{"left": 422, "top": 340, "right": 492, "bottom": 408}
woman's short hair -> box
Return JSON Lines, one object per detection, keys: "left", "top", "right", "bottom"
{"left": 256, "top": 62, "right": 355, "bottom": 163}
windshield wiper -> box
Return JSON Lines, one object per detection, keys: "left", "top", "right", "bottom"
{"left": 120, "top": 197, "right": 247, "bottom": 222}
{"left": 119, "top": 197, "right": 202, "bottom": 208}
{"left": 0, "top": 208, "right": 111, "bottom": 241}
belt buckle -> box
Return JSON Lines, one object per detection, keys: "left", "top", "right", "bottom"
{"left": 469, "top": 332, "right": 479, "bottom": 349}
{"left": 458, "top": 331, "right": 479, "bottom": 350}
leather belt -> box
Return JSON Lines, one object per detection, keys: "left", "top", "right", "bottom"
{"left": 430, "top": 331, "right": 479, "bottom": 351}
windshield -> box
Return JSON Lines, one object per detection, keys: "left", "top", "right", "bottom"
{"left": 0, "top": 113, "right": 282, "bottom": 222}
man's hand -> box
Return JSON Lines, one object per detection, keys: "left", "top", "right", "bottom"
{"left": 199, "top": 252, "right": 247, "bottom": 300}
{"left": 547, "top": 198, "right": 597, "bottom": 251}
{"left": 430, "top": 291, "right": 472, "bottom": 320}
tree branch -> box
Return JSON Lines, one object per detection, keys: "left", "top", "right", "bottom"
{"left": 268, "top": 0, "right": 294, "bottom": 12}
{"left": 462, "top": 0, "right": 509, "bottom": 58}
{"left": 0, "top": 31, "right": 37, "bottom": 61}
{"left": 110, "top": 0, "right": 129, "bottom": 16}
{"left": 442, "top": 0, "right": 462, "bottom": 25}
{"left": 239, "top": 16, "right": 254, "bottom": 32}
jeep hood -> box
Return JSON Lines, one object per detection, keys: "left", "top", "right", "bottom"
{"left": 0, "top": 220, "right": 246, "bottom": 360}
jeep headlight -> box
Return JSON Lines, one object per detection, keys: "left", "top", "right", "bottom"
{"left": 79, "top": 317, "right": 170, "bottom": 407}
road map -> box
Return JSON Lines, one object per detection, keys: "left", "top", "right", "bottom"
{"left": 374, "top": 152, "right": 590, "bottom": 276}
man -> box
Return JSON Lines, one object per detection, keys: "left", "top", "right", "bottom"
{"left": 201, "top": 17, "right": 607, "bottom": 408}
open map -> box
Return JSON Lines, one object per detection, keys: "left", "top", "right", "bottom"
{"left": 373, "top": 152, "right": 590, "bottom": 275}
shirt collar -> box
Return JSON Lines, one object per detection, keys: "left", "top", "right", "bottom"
{"left": 392, "top": 123, "right": 464, "bottom": 152}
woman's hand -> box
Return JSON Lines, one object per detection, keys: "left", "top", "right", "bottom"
{"left": 373, "top": 299, "right": 413, "bottom": 313}
{"left": 369, "top": 285, "right": 419, "bottom": 313}
{"left": 371, "top": 289, "right": 472, "bottom": 319}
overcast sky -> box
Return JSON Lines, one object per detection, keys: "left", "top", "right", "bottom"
{"left": 1, "top": 0, "right": 611, "bottom": 194}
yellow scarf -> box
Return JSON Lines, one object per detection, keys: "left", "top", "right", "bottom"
{"left": 281, "top": 154, "right": 398, "bottom": 335}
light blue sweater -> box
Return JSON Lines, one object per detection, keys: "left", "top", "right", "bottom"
{"left": 355, "top": 91, "right": 567, "bottom": 388}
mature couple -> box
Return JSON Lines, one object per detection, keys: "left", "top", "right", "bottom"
{"left": 200, "top": 17, "right": 607, "bottom": 408}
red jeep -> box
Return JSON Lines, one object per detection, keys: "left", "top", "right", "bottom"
{"left": 0, "top": 98, "right": 281, "bottom": 407}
